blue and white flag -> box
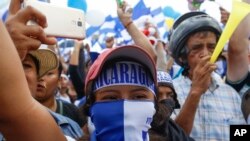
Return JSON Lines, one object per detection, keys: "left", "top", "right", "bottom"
{"left": 151, "top": 7, "right": 169, "bottom": 42}
{"left": 90, "top": 100, "right": 155, "bottom": 141}
{"left": 0, "top": 0, "right": 9, "bottom": 21}
{"left": 132, "top": 0, "right": 150, "bottom": 20}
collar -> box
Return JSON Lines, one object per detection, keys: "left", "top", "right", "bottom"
{"left": 48, "top": 110, "right": 69, "bottom": 125}
{"left": 182, "top": 72, "right": 221, "bottom": 94}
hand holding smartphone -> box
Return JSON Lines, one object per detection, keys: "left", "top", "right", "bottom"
{"left": 23, "top": 0, "right": 85, "bottom": 39}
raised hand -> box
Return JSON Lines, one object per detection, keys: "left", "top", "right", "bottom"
{"left": 116, "top": 0, "right": 133, "bottom": 28}
{"left": 191, "top": 55, "right": 217, "bottom": 94}
{"left": 5, "top": 0, "right": 57, "bottom": 60}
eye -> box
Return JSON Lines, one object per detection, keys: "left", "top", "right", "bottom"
{"left": 167, "top": 92, "right": 175, "bottom": 98}
{"left": 47, "top": 72, "right": 54, "bottom": 76}
{"left": 133, "top": 93, "right": 148, "bottom": 100}
{"left": 191, "top": 44, "right": 203, "bottom": 51}
{"left": 100, "top": 95, "right": 118, "bottom": 101}
{"left": 208, "top": 44, "right": 216, "bottom": 51}
{"left": 95, "top": 89, "right": 121, "bottom": 102}
{"left": 189, "top": 44, "right": 203, "bottom": 54}
{"left": 22, "top": 63, "right": 32, "bottom": 69}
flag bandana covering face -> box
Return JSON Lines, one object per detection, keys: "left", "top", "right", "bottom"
{"left": 93, "top": 61, "right": 156, "bottom": 95}
{"left": 90, "top": 100, "right": 156, "bottom": 141}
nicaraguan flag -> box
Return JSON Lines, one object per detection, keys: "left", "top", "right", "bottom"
{"left": 99, "top": 15, "right": 116, "bottom": 35}
{"left": 90, "top": 100, "right": 155, "bottom": 141}
{"left": 151, "top": 7, "right": 169, "bottom": 41}
{"left": 132, "top": 0, "right": 150, "bottom": 20}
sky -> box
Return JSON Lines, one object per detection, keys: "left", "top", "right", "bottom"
{"left": 0, "top": 0, "right": 234, "bottom": 24}
{"left": 0, "top": 0, "right": 236, "bottom": 53}
{"left": 48, "top": 0, "right": 191, "bottom": 17}
{"left": 46, "top": 0, "right": 229, "bottom": 26}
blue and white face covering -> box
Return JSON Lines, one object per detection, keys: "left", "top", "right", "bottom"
{"left": 90, "top": 61, "right": 156, "bottom": 141}
{"left": 90, "top": 100, "right": 155, "bottom": 141}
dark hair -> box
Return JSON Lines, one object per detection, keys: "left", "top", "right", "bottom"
{"left": 149, "top": 101, "right": 171, "bottom": 140}
{"left": 58, "top": 61, "right": 63, "bottom": 77}
{"left": 149, "top": 129, "right": 168, "bottom": 141}
{"left": 29, "top": 54, "right": 40, "bottom": 75}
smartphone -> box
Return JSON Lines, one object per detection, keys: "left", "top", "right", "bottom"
{"left": 23, "top": 0, "right": 85, "bottom": 39}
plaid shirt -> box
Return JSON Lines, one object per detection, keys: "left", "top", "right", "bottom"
{"left": 173, "top": 73, "right": 246, "bottom": 141}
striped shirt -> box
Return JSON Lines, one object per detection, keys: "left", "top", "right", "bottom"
{"left": 173, "top": 73, "right": 246, "bottom": 141}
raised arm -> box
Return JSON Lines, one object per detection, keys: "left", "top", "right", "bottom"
{"left": 174, "top": 56, "right": 217, "bottom": 135}
{"left": 0, "top": 20, "right": 66, "bottom": 141}
{"left": 69, "top": 40, "right": 85, "bottom": 98}
{"left": 153, "top": 27, "right": 168, "bottom": 71}
{"left": 0, "top": 0, "right": 66, "bottom": 140}
{"left": 5, "top": 0, "right": 57, "bottom": 60}
{"left": 227, "top": 1, "right": 250, "bottom": 82}
{"left": 116, "top": 0, "right": 157, "bottom": 62}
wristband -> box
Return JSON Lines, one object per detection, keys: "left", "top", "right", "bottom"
{"left": 125, "top": 21, "right": 133, "bottom": 29}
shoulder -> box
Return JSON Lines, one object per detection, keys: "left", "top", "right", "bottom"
{"left": 49, "top": 111, "right": 83, "bottom": 138}
{"left": 50, "top": 110, "right": 76, "bottom": 125}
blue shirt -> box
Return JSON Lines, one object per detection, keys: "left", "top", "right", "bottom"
{"left": 50, "top": 111, "right": 83, "bottom": 139}
{"left": 0, "top": 111, "right": 83, "bottom": 140}
{"left": 173, "top": 73, "right": 246, "bottom": 141}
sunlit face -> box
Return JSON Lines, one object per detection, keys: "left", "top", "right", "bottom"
{"left": 35, "top": 68, "right": 59, "bottom": 102}
{"left": 22, "top": 55, "right": 38, "bottom": 97}
{"left": 186, "top": 31, "right": 217, "bottom": 75}
{"left": 157, "top": 86, "right": 174, "bottom": 102}
{"left": 95, "top": 85, "right": 155, "bottom": 102}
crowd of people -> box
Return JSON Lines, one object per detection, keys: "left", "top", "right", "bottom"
{"left": 0, "top": 0, "right": 249, "bottom": 141}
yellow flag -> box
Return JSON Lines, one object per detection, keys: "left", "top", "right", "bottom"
{"left": 165, "top": 18, "right": 174, "bottom": 29}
